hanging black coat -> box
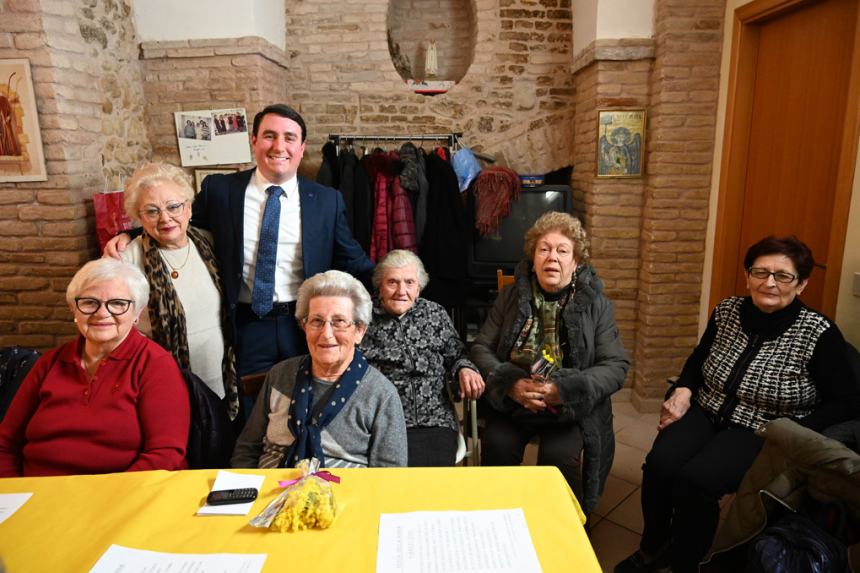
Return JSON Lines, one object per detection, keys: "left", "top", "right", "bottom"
{"left": 420, "top": 151, "right": 469, "bottom": 307}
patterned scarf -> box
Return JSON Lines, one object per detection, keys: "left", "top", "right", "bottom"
{"left": 281, "top": 349, "right": 368, "bottom": 468}
{"left": 510, "top": 274, "right": 574, "bottom": 372}
{"left": 141, "top": 226, "right": 239, "bottom": 419}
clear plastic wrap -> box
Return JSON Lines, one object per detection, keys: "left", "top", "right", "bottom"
{"left": 249, "top": 458, "right": 338, "bottom": 532}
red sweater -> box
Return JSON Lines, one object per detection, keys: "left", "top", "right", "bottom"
{"left": 0, "top": 329, "right": 190, "bottom": 477}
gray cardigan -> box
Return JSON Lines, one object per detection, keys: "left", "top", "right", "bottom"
{"left": 470, "top": 261, "right": 629, "bottom": 513}
{"left": 231, "top": 355, "right": 408, "bottom": 468}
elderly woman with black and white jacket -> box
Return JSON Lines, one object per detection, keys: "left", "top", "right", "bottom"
{"left": 470, "top": 211, "right": 629, "bottom": 515}
{"left": 616, "top": 235, "right": 860, "bottom": 573}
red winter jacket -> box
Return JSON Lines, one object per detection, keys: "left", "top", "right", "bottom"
{"left": 368, "top": 151, "right": 417, "bottom": 261}
{"left": 390, "top": 174, "right": 417, "bottom": 253}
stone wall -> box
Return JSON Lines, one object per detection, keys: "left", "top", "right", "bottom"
{"left": 79, "top": 0, "right": 151, "bottom": 188}
{"left": 0, "top": 0, "right": 150, "bottom": 349}
{"left": 286, "top": 0, "right": 575, "bottom": 178}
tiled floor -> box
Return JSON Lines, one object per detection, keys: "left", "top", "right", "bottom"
{"left": 588, "top": 397, "right": 659, "bottom": 572}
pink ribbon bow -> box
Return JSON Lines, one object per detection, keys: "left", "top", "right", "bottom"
{"left": 278, "top": 470, "right": 341, "bottom": 488}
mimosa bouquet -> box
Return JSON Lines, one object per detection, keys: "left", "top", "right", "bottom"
{"left": 249, "top": 458, "right": 339, "bottom": 532}
{"left": 531, "top": 344, "right": 559, "bottom": 414}
{"left": 530, "top": 344, "right": 557, "bottom": 381}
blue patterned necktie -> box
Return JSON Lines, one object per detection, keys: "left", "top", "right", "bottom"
{"left": 251, "top": 185, "right": 284, "bottom": 317}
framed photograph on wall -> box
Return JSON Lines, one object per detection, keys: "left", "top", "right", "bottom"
{"left": 0, "top": 58, "right": 47, "bottom": 182}
{"left": 194, "top": 167, "right": 238, "bottom": 194}
{"left": 596, "top": 109, "right": 646, "bottom": 178}
{"left": 175, "top": 107, "right": 251, "bottom": 167}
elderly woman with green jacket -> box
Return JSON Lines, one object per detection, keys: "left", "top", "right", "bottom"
{"left": 469, "top": 211, "right": 629, "bottom": 514}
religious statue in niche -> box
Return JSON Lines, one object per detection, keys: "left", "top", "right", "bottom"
{"left": 424, "top": 40, "right": 438, "bottom": 77}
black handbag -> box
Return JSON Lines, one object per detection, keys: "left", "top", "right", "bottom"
{"left": 748, "top": 512, "right": 849, "bottom": 573}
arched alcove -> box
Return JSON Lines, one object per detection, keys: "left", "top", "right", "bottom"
{"left": 386, "top": 0, "right": 477, "bottom": 87}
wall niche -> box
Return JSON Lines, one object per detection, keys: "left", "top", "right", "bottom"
{"left": 386, "top": 0, "right": 477, "bottom": 91}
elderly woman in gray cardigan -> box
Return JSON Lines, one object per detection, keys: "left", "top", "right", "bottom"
{"left": 232, "top": 270, "right": 407, "bottom": 469}
{"left": 470, "top": 211, "right": 629, "bottom": 514}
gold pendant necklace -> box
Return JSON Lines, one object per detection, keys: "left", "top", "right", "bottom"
{"left": 159, "top": 243, "right": 191, "bottom": 279}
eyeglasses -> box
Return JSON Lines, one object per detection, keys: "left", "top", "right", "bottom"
{"left": 302, "top": 317, "right": 357, "bottom": 332}
{"left": 747, "top": 267, "right": 797, "bottom": 284}
{"left": 74, "top": 297, "right": 134, "bottom": 316}
{"left": 138, "top": 201, "right": 187, "bottom": 221}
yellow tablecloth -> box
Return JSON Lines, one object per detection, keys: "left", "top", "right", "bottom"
{"left": 0, "top": 466, "right": 598, "bottom": 572}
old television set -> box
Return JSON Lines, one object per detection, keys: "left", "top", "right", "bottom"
{"left": 466, "top": 184, "right": 579, "bottom": 285}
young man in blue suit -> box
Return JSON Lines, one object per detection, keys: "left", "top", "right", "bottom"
{"left": 107, "top": 104, "right": 373, "bottom": 413}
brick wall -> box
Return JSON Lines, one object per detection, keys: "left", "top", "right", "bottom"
{"left": 139, "top": 37, "right": 289, "bottom": 166}
{"left": 0, "top": 0, "right": 150, "bottom": 350}
{"left": 571, "top": 2, "right": 724, "bottom": 409}
{"left": 635, "top": 0, "right": 725, "bottom": 407}
{"left": 572, "top": 46, "right": 654, "bottom": 393}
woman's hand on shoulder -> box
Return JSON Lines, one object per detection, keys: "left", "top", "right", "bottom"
{"left": 658, "top": 387, "right": 692, "bottom": 431}
{"left": 103, "top": 233, "right": 131, "bottom": 258}
{"left": 508, "top": 378, "right": 548, "bottom": 413}
{"left": 458, "top": 368, "right": 486, "bottom": 400}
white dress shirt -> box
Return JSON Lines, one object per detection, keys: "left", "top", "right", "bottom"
{"left": 239, "top": 170, "right": 304, "bottom": 304}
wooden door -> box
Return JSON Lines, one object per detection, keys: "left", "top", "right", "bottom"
{"left": 711, "top": 0, "right": 860, "bottom": 314}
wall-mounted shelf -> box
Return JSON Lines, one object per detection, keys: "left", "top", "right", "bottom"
{"left": 406, "top": 79, "right": 455, "bottom": 95}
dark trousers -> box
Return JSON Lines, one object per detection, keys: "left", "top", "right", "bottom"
{"left": 234, "top": 303, "right": 307, "bottom": 422}
{"left": 640, "top": 403, "right": 764, "bottom": 573}
{"left": 407, "top": 427, "right": 458, "bottom": 467}
{"left": 481, "top": 409, "right": 584, "bottom": 501}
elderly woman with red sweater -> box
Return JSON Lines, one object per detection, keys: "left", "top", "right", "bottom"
{"left": 0, "top": 258, "right": 190, "bottom": 476}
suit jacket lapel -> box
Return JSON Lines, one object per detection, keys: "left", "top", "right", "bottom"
{"left": 230, "top": 169, "right": 254, "bottom": 273}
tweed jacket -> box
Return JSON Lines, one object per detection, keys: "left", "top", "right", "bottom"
{"left": 676, "top": 296, "right": 858, "bottom": 433}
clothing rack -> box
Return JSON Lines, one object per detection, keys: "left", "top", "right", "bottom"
{"left": 328, "top": 132, "right": 463, "bottom": 149}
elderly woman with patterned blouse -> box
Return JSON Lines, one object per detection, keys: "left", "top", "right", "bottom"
{"left": 361, "top": 250, "right": 485, "bottom": 466}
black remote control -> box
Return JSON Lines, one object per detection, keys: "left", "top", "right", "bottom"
{"left": 206, "top": 488, "right": 258, "bottom": 505}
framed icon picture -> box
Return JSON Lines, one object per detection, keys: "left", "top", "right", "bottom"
{"left": 194, "top": 167, "right": 238, "bottom": 194}
{"left": 0, "top": 58, "right": 47, "bottom": 182}
{"left": 596, "top": 109, "right": 646, "bottom": 178}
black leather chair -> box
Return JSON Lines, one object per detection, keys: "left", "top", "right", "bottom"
{"left": 0, "top": 346, "right": 40, "bottom": 423}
